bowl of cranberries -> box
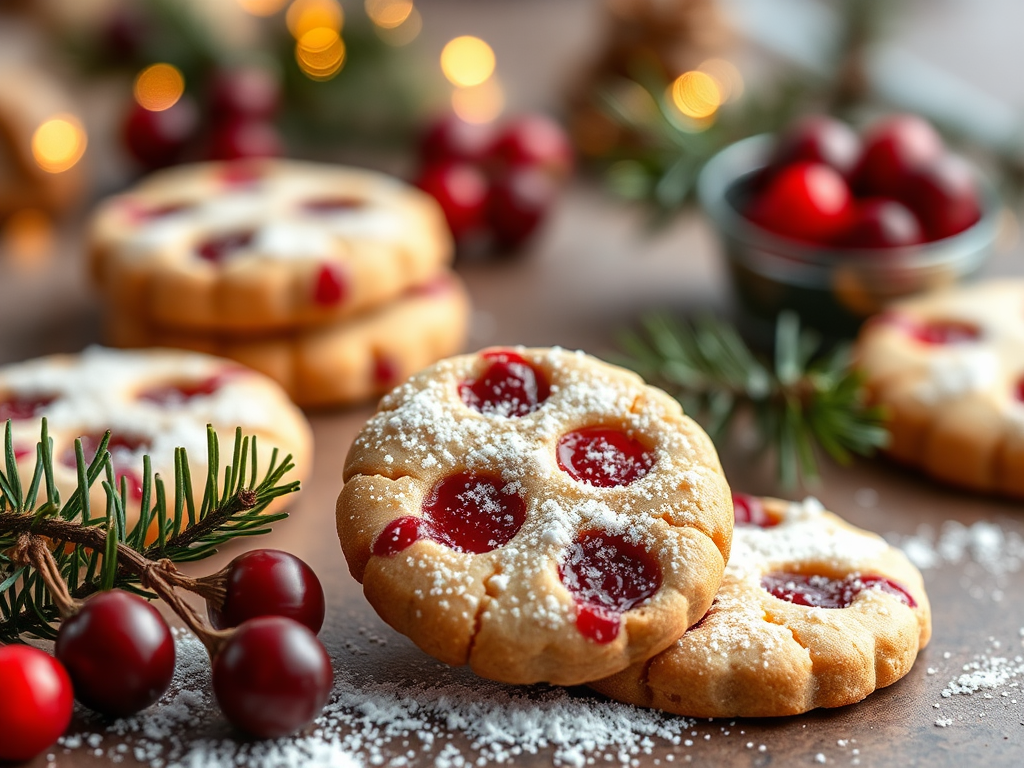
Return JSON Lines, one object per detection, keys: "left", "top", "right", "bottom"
{"left": 698, "top": 114, "right": 1000, "bottom": 337}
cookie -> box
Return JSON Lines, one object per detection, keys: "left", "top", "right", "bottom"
{"left": 89, "top": 159, "right": 452, "bottom": 333}
{"left": 0, "top": 347, "right": 312, "bottom": 529}
{"left": 590, "top": 495, "right": 931, "bottom": 717}
{"left": 854, "top": 279, "right": 1024, "bottom": 496}
{"left": 336, "top": 347, "right": 733, "bottom": 686}
{"left": 104, "top": 273, "right": 471, "bottom": 408}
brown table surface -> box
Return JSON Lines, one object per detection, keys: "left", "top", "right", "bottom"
{"left": 4, "top": 1, "right": 1024, "bottom": 766}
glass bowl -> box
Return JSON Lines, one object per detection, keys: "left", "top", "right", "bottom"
{"left": 697, "top": 134, "right": 1001, "bottom": 338}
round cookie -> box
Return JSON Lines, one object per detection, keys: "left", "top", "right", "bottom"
{"left": 590, "top": 494, "right": 931, "bottom": 717}
{"left": 89, "top": 159, "right": 453, "bottom": 333}
{"left": 336, "top": 347, "right": 733, "bottom": 686}
{"left": 105, "top": 273, "right": 471, "bottom": 408}
{"left": 0, "top": 347, "right": 312, "bottom": 529}
{"left": 855, "top": 279, "right": 1024, "bottom": 497}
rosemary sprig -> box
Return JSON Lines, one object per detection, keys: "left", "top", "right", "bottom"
{"left": 0, "top": 420, "right": 299, "bottom": 643}
{"left": 616, "top": 311, "right": 889, "bottom": 488}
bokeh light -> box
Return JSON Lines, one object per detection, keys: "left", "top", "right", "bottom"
{"left": 287, "top": 0, "right": 343, "bottom": 39}
{"left": 133, "top": 63, "right": 185, "bottom": 112}
{"left": 375, "top": 6, "right": 422, "bottom": 46}
{"left": 296, "top": 27, "right": 346, "bottom": 80}
{"left": 365, "top": 0, "right": 413, "bottom": 29}
{"left": 441, "top": 36, "right": 495, "bottom": 88}
{"left": 451, "top": 77, "right": 504, "bottom": 124}
{"left": 31, "top": 115, "right": 87, "bottom": 174}
{"left": 698, "top": 58, "right": 744, "bottom": 102}
{"left": 236, "top": 0, "right": 288, "bottom": 16}
{"left": 671, "top": 71, "right": 721, "bottom": 120}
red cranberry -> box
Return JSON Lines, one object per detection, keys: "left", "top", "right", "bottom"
{"left": 196, "top": 230, "right": 255, "bottom": 263}
{"left": 732, "top": 493, "right": 778, "bottom": 528}
{"left": 207, "top": 118, "right": 283, "bottom": 161}
{"left": 208, "top": 66, "right": 280, "bottom": 119}
{"left": 420, "top": 114, "right": 496, "bottom": 165}
{"left": 488, "top": 114, "right": 574, "bottom": 179}
{"left": 747, "top": 161, "right": 852, "bottom": 243}
{"left": 557, "top": 427, "right": 653, "bottom": 487}
{"left": 212, "top": 616, "right": 333, "bottom": 738}
{"left": 899, "top": 154, "right": 981, "bottom": 240}
{"left": 769, "top": 114, "right": 860, "bottom": 177}
{"left": 459, "top": 349, "right": 551, "bottom": 417}
{"left": 761, "top": 571, "right": 915, "bottom": 609}
{"left": 415, "top": 161, "right": 489, "bottom": 241}
{"left": 122, "top": 96, "right": 200, "bottom": 169}
{"left": 486, "top": 167, "right": 558, "bottom": 249}
{"left": 208, "top": 549, "right": 326, "bottom": 634}
{"left": 55, "top": 590, "right": 175, "bottom": 717}
{"left": 851, "top": 114, "right": 944, "bottom": 197}
{"left": 421, "top": 472, "right": 526, "bottom": 554}
{"left": 0, "top": 394, "right": 55, "bottom": 421}
{"left": 0, "top": 645, "right": 74, "bottom": 762}
{"left": 837, "top": 198, "right": 924, "bottom": 248}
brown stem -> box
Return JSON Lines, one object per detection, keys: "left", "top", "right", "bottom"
{"left": 141, "top": 560, "right": 231, "bottom": 659}
{"left": 13, "top": 534, "right": 78, "bottom": 619}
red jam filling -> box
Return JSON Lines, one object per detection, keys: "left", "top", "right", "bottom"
{"left": 13, "top": 445, "right": 32, "bottom": 461}
{"left": 137, "top": 375, "right": 226, "bottom": 406}
{"left": 732, "top": 493, "right": 778, "bottom": 528}
{"left": 556, "top": 427, "right": 653, "bottom": 487}
{"left": 313, "top": 263, "right": 348, "bottom": 306}
{"left": 911, "top": 320, "right": 980, "bottom": 345}
{"left": 61, "top": 433, "right": 151, "bottom": 500}
{"left": 372, "top": 353, "right": 399, "bottom": 387}
{"left": 0, "top": 394, "right": 55, "bottom": 421}
{"left": 219, "top": 162, "right": 264, "bottom": 188}
{"left": 1015, "top": 377, "right": 1024, "bottom": 403}
{"left": 459, "top": 350, "right": 550, "bottom": 418}
{"left": 761, "top": 571, "right": 916, "bottom": 609}
{"left": 302, "top": 197, "right": 365, "bottom": 213}
{"left": 196, "top": 230, "right": 255, "bottom": 263}
{"left": 559, "top": 530, "right": 662, "bottom": 644}
{"left": 371, "top": 472, "right": 526, "bottom": 557}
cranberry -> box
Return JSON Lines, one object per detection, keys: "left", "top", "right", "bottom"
{"left": 313, "top": 263, "right": 349, "bottom": 306}
{"left": 196, "top": 230, "right": 255, "bottom": 262}
{"left": 0, "top": 393, "right": 54, "bottom": 421}
{"left": 747, "top": 161, "right": 852, "bottom": 243}
{"left": 459, "top": 349, "right": 550, "bottom": 417}
{"left": 423, "top": 472, "right": 526, "bottom": 553}
{"left": 213, "top": 616, "right": 333, "bottom": 738}
{"left": 488, "top": 114, "right": 574, "bottom": 179}
{"left": 0, "top": 645, "right": 73, "bottom": 762}
{"left": 732, "top": 493, "right": 778, "bottom": 528}
{"left": 899, "top": 154, "right": 981, "bottom": 240}
{"left": 415, "top": 161, "right": 489, "bottom": 241}
{"left": 837, "top": 198, "right": 924, "bottom": 248}
{"left": 761, "top": 571, "right": 916, "bottom": 609}
{"left": 559, "top": 531, "right": 662, "bottom": 643}
{"left": 138, "top": 375, "right": 224, "bottom": 405}
{"left": 486, "top": 167, "right": 558, "bottom": 249}
{"left": 206, "top": 118, "right": 283, "bottom": 161}
{"left": 851, "top": 114, "right": 944, "bottom": 197}
{"left": 769, "top": 114, "right": 861, "bottom": 177}
{"left": 122, "top": 96, "right": 200, "bottom": 169}
{"left": 420, "top": 114, "right": 496, "bottom": 165}
{"left": 557, "top": 427, "right": 653, "bottom": 487}
{"left": 208, "top": 66, "right": 280, "bottom": 119}
{"left": 55, "top": 590, "right": 175, "bottom": 717}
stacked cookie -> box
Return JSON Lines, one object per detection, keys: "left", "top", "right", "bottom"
{"left": 335, "top": 347, "right": 932, "bottom": 716}
{"left": 89, "top": 160, "right": 471, "bottom": 407}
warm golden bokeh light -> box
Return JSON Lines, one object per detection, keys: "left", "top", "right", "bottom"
{"left": 365, "top": 0, "right": 413, "bottom": 29}
{"left": 287, "top": 0, "right": 343, "bottom": 38}
{"left": 440, "top": 36, "right": 495, "bottom": 88}
{"left": 133, "top": 63, "right": 185, "bottom": 112}
{"left": 31, "top": 115, "right": 87, "bottom": 174}
{"left": 375, "top": 5, "right": 422, "bottom": 46}
{"left": 451, "top": 77, "right": 504, "bottom": 124}
{"left": 698, "top": 58, "right": 744, "bottom": 102}
{"left": 671, "top": 71, "right": 721, "bottom": 120}
{"left": 2, "top": 209, "right": 55, "bottom": 270}
{"left": 236, "top": 0, "right": 288, "bottom": 16}
{"left": 296, "top": 27, "right": 346, "bottom": 80}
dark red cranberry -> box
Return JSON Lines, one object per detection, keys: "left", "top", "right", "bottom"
{"left": 420, "top": 114, "right": 496, "bottom": 165}
{"left": 212, "top": 616, "right": 333, "bottom": 738}
{"left": 415, "top": 161, "right": 489, "bottom": 241}
{"left": 486, "top": 167, "right": 558, "bottom": 249}
{"left": 488, "top": 114, "right": 574, "bottom": 179}
{"left": 55, "top": 590, "right": 175, "bottom": 717}
{"left": 313, "top": 263, "right": 348, "bottom": 306}
{"left": 559, "top": 531, "right": 662, "bottom": 643}
{"left": 836, "top": 198, "right": 924, "bottom": 248}
{"left": 557, "top": 427, "right": 653, "bottom": 487}
{"left": 0, "top": 394, "right": 55, "bottom": 421}
{"left": 208, "top": 549, "right": 325, "bottom": 634}
{"left": 899, "top": 154, "right": 981, "bottom": 240}
{"left": 732, "top": 493, "right": 778, "bottom": 528}
{"left": 762, "top": 571, "right": 915, "bottom": 609}
{"left": 851, "top": 114, "right": 944, "bottom": 197}
{"left": 138, "top": 375, "right": 224, "bottom": 405}
{"left": 208, "top": 66, "right": 280, "bottom": 119}
{"left": 421, "top": 472, "right": 526, "bottom": 554}
{"left": 769, "top": 114, "right": 861, "bottom": 177}
{"left": 122, "top": 96, "right": 200, "bottom": 170}
{"left": 459, "top": 349, "right": 550, "bottom": 417}
{"left": 206, "top": 118, "right": 283, "bottom": 162}
{"left": 0, "top": 645, "right": 74, "bottom": 762}
{"left": 747, "top": 161, "right": 852, "bottom": 243}
{"left": 196, "top": 230, "right": 255, "bottom": 263}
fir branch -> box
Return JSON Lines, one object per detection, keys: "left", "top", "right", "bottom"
{"left": 616, "top": 311, "right": 889, "bottom": 488}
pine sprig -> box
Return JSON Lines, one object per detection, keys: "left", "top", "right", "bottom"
{"left": 0, "top": 421, "right": 299, "bottom": 643}
{"left": 616, "top": 311, "right": 889, "bottom": 488}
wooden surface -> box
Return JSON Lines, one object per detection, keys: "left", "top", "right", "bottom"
{"left": 3, "top": 1, "right": 1024, "bottom": 765}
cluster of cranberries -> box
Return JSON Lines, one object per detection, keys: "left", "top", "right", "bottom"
{"left": 743, "top": 114, "right": 983, "bottom": 249}
{"left": 413, "top": 114, "right": 574, "bottom": 251}
{"left": 0, "top": 549, "right": 329, "bottom": 762}
{"left": 124, "top": 65, "right": 283, "bottom": 171}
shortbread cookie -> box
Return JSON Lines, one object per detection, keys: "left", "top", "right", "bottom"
{"left": 336, "top": 347, "right": 733, "bottom": 686}
{"left": 590, "top": 494, "right": 931, "bottom": 717}
{"left": 105, "top": 273, "right": 471, "bottom": 408}
{"left": 855, "top": 280, "right": 1024, "bottom": 496}
{"left": 89, "top": 159, "right": 452, "bottom": 333}
{"left": 0, "top": 347, "right": 312, "bottom": 529}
